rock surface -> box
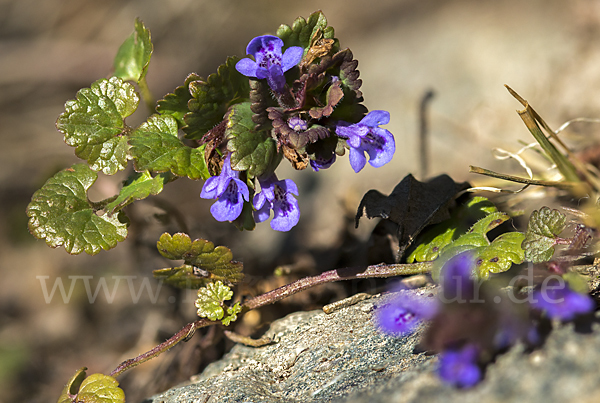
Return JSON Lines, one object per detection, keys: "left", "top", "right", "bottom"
{"left": 143, "top": 288, "right": 600, "bottom": 403}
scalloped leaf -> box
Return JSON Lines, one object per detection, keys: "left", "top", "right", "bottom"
{"left": 277, "top": 11, "right": 334, "bottom": 50}
{"left": 56, "top": 77, "right": 138, "bottom": 174}
{"left": 105, "top": 171, "right": 169, "bottom": 214}
{"left": 27, "top": 164, "right": 128, "bottom": 255}
{"left": 522, "top": 207, "right": 567, "bottom": 263}
{"left": 195, "top": 281, "right": 233, "bottom": 321}
{"left": 153, "top": 264, "right": 212, "bottom": 289}
{"left": 474, "top": 232, "right": 526, "bottom": 278}
{"left": 75, "top": 136, "right": 130, "bottom": 175}
{"left": 408, "top": 197, "right": 498, "bottom": 263}
{"left": 156, "top": 73, "right": 201, "bottom": 127}
{"left": 57, "top": 368, "right": 125, "bottom": 403}
{"left": 113, "top": 17, "right": 153, "bottom": 83}
{"left": 432, "top": 212, "right": 524, "bottom": 280}
{"left": 154, "top": 232, "right": 244, "bottom": 287}
{"left": 184, "top": 56, "right": 250, "bottom": 140}
{"left": 222, "top": 302, "right": 242, "bottom": 326}
{"left": 226, "top": 102, "right": 278, "bottom": 178}
{"left": 129, "top": 114, "right": 210, "bottom": 180}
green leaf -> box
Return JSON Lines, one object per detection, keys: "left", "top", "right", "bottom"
{"left": 75, "top": 136, "right": 130, "bottom": 175}
{"left": 56, "top": 77, "right": 139, "bottom": 174}
{"left": 113, "top": 17, "right": 153, "bottom": 83}
{"left": 57, "top": 368, "right": 125, "bottom": 403}
{"left": 277, "top": 11, "right": 334, "bottom": 50}
{"left": 522, "top": 207, "right": 567, "bottom": 263}
{"left": 431, "top": 210, "right": 524, "bottom": 280}
{"left": 153, "top": 264, "right": 213, "bottom": 289}
{"left": 184, "top": 57, "right": 250, "bottom": 140}
{"left": 27, "top": 164, "right": 128, "bottom": 255}
{"left": 474, "top": 232, "right": 526, "bottom": 278}
{"left": 154, "top": 232, "right": 244, "bottom": 288}
{"left": 408, "top": 197, "right": 498, "bottom": 263}
{"left": 222, "top": 302, "right": 242, "bottom": 326}
{"left": 468, "top": 211, "right": 509, "bottom": 235}
{"left": 195, "top": 281, "right": 234, "bottom": 321}
{"left": 129, "top": 114, "right": 210, "bottom": 180}
{"left": 105, "top": 171, "right": 169, "bottom": 214}
{"left": 226, "top": 102, "right": 278, "bottom": 178}
{"left": 156, "top": 73, "right": 201, "bottom": 127}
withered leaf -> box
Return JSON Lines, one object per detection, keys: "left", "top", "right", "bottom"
{"left": 356, "top": 174, "right": 470, "bottom": 261}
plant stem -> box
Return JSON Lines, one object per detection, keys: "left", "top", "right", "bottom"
{"left": 241, "top": 262, "right": 433, "bottom": 311}
{"left": 138, "top": 77, "right": 155, "bottom": 113}
{"left": 109, "top": 319, "right": 214, "bottom": 377}
{"left": 109, "top": 261, "right": 432, "bottom": 377}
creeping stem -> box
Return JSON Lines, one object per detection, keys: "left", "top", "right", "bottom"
{"left": 109, "top": 261, "right": 433, "bottom": 376}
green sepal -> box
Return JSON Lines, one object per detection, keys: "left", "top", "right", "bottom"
{"left": 226, "top": 102, "right": 279, "bottom": 178}
{"left": 154, "top": 232, "right": 244, "bottom": 287}
{"left": 232, "top": 200, "right": 257, "bottom": 231}
{"left": 56, "top": 77, "right": 139, "bottom": 174}
{"left": 105, "top": 171, "right": 170, "bottom": 214}
{"left": 277, "top": 11, "right": 335, "bottom": 51}
{"left": 195, "top": 281, "right": 233, "bottom": 321}
{"left": 113, "top": 17, "right": 153, "bottom": 83}
{"left": 156, "top": 73, "right": 201, "bottom": 127}
{"left": 184, "top": 57, "right": 250, "bottom": 140}
{"left": 222, "top": 302, "right": 242, "bottom": 326}
{"left": 57, "top": 367, "right": 125, "bottom": 403}
{"left": 129, "top": 114, "right": 210, "bottom": 180}
{"left": 408, "top": 197, "right": 498, "bottom": 263}
{"left": 522, "top": 207, "right": 567, "bottom": 263}
{"left": 27, "top": 164, "right": 128, "bottom": 255}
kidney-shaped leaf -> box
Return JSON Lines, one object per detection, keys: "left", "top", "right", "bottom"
{"left": 27, "top": 164, "right": 128, "bottom": 255}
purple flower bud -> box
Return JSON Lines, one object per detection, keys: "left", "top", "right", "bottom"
{"left": 335, "top": 110, "right": 395, "bottom": 173}
{"left": 235, "top": 35, "right": 303, "bottom": 93}
{"left": 531, "top": 280, "right": 594, "bottom": 321}
{"left": 437, "top": 345, "right": 481, "bottom": 388}
{"left": 200, "top": 154, "right": 249, "bottom": 222}
{"left": 253, "top": 174, "right": 300, "bottom": 231}
{"left": 287, "top": 116, "right": 308, "bottom": 132}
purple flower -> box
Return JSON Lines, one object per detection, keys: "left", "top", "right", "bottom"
{"left": 200, "top": 154, "right": 249, "bottom": 222}
{"left": 253, "top": 174, "right": 300, "bottom": 231}
{"left": 235, "top": 35, "right": 303, "bottom": 93}
{"left": 440, "top": 253, "right": 476, "bottom": 302}
{"left": 335, "top": 110, "right": 396, "bottom": 173}
{"left": 437, "top": 345, "right": 482, "bottom": 388}
{"left": 531, "top": 280, "right": 594, "bottom": 321}
{"left": 376, "top": 291, "right": 437, "bottom": 336}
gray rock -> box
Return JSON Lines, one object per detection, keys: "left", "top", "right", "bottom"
{"left": 144, "top": 288, "right": 600, "bottom": 403}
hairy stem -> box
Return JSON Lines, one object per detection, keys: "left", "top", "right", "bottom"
{"left": 109, "top": 261, "right": 432, "bottom": 377}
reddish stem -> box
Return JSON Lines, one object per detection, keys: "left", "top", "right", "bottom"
{"left": 109, "top": 261, "right": 432, "bottom": 377}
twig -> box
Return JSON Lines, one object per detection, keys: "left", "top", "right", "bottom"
{"left": 469, "top": 165, "right": 578, "bottom": 190}
{"left": 109, "top": 261, "right": 433, "bottom": 376}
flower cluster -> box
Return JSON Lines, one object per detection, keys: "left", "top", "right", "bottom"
{"left": 374, "top": 252, "right": 595, "bottom": 388}
{"left": 201, "top": 34, "right": 398, "bottom": 231}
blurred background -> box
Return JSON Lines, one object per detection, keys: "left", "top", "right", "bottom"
{"left": 2, "top": 0, "right": 600, "bottom": 401}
